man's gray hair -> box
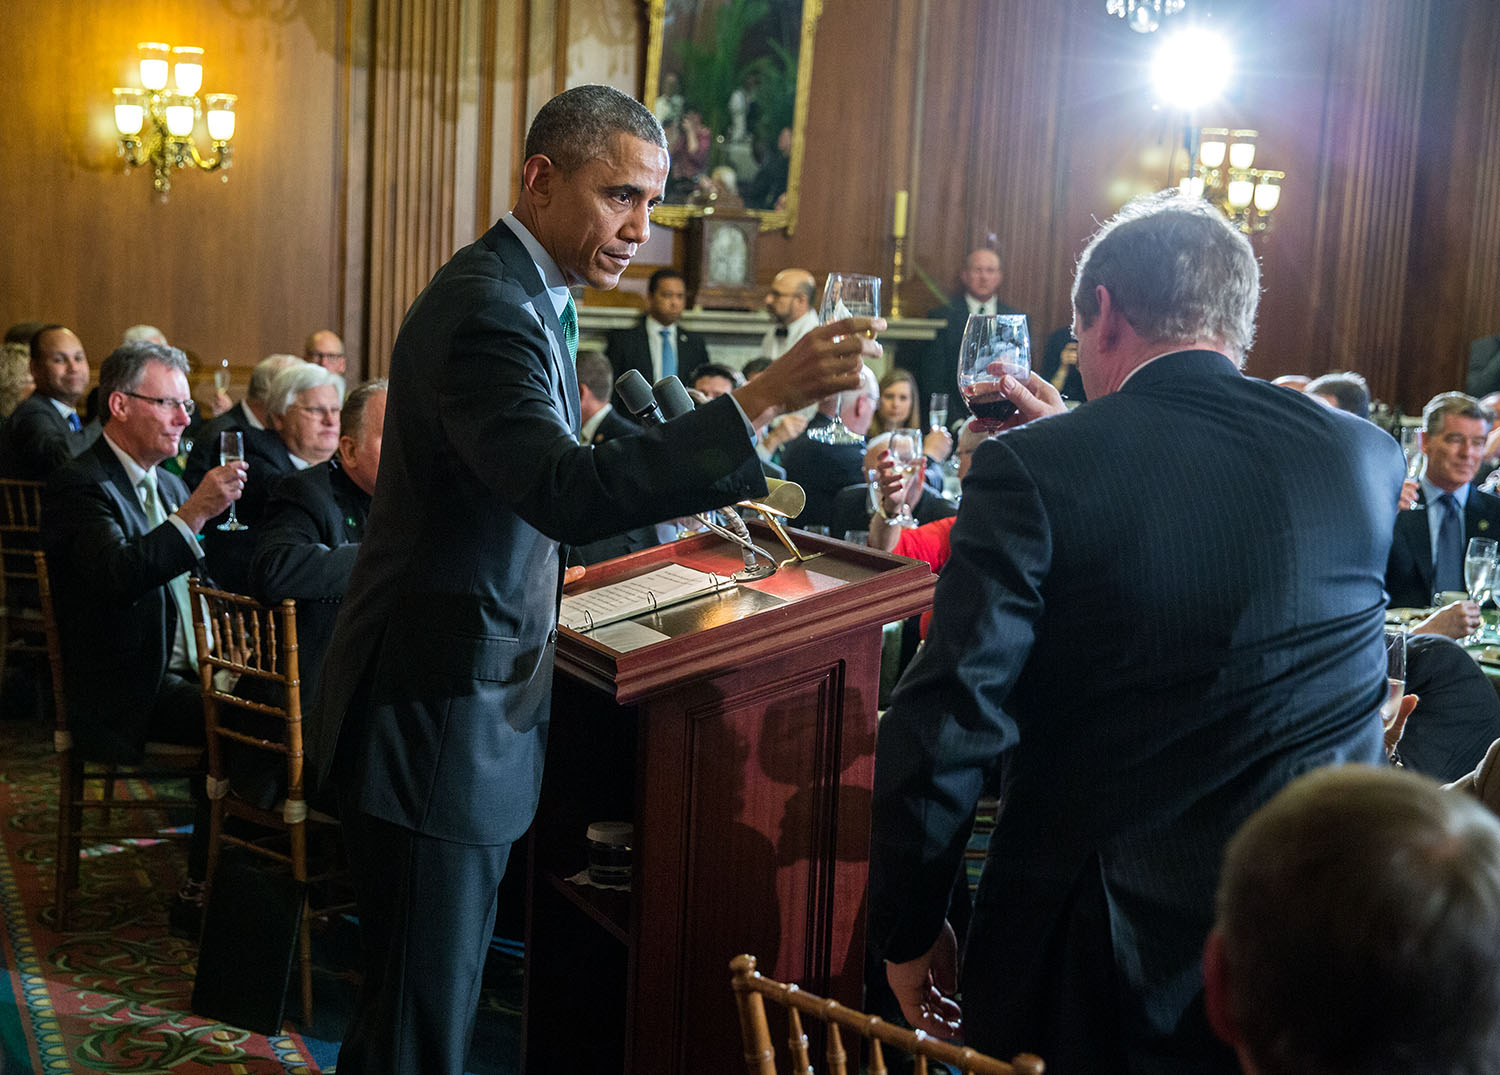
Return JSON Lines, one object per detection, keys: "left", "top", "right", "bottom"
{"left": 524, "top": 84, "right": 665, "bottom": 175}
{"left": 120, "top": 324, "right": 167, "bottom": 346}
{"left": 1072, "top": 190, "right": 1260, "bottom": 362}
{"left": 341, "top": 379, "right": 388, "bottom": 440}
{"left": 1423, "top": 391, "right": 1488, "bottom": 434}
{"left": 265, "top": 363, "right": 346, "bottom": 418}
{"left": 98, "top": 341, "right": 190, "bottom": 425}
{"left": 1217, "top": 765, "right": 1500, "bottom": 1075}
{"left": 248, "top": 354, "right": 304, "bottom": 405}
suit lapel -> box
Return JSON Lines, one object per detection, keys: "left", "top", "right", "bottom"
{"left": 487, "top": 223, "right": 582, "bottom": 433}
{"left": 1396, "top": 494, "right": 1435, "bottom": 596}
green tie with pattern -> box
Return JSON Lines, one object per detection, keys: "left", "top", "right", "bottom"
{"left": 138, "top": 472, "right": 198, "bottom": 668}
{"left": 560, "top": 296, "right": 579, "bottom": 365}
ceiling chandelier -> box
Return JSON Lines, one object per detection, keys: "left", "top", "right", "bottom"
{"left": 1106, "top": 0, "right": 1187, "bottom": 34}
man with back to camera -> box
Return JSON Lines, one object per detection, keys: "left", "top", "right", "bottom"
{"left": 867, "top": 191, "right": 1403, "bottom": 1072}
{"left": 1385, "top": 391, "right": 1500, "bottom": 610}
{"left": 0, "top": 325, "right": 98, "bottom": 480}
{"left": 309, "top": 83, "right": 881, "bottom": 1074}
{"left": 604, "top": 266, "right": 708, "bottom": 401}
{"left": 1204, "top": 764, "right": 1500, "bottom": 1075}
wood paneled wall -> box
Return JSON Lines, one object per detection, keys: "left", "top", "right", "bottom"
{"left": 4, "top": 0, "right": 1498, "bottom": 410}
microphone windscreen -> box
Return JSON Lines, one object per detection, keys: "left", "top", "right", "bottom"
{"left": 614, "top": 369, "right": 657, "bottom": 418}
{"left": 652, "top": 375, "right": 696, "bottom": 420}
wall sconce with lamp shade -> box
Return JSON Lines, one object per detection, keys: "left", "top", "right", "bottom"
{"left": 113, "top": 41, "right": 237, "bottom": 198}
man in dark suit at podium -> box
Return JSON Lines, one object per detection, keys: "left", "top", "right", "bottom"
{"left": 869, "top": 193, "right": 1401, "bottom": 1071}
{"left": 311, "top": 84, "right": 882, "bottom": 1075}
{"left": 605, "top": 267, "right": 708, "bottom": 402}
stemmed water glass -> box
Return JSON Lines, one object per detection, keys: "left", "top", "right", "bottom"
{"left": 957, "top": 314, "right": 1030, "bottom": 432}
{"left": 217, "top": 431, "right": 248, "bottom": 532}
{"left": 885, "top": 428, "right": 924, "bottom": 529}
{"left": 1399, "top": 426, "right": 1424, "bottom": 505}
{"left": 806, "top": 273, "right": 879, "bottom": 446}
{"left": 1464, "top": 537, "right": 1498, "bottom": 643}
{"left": 928, "top": 393, "right": 949, "bottom": 433}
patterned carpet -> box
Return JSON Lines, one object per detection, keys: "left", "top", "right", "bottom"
{"left": 0, "top": 719, "right": 522, "bottom": 1074}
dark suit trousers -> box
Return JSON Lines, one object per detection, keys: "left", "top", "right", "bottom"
{"left": 335, "top": 793, "right": 510, "bottom": 1075}
{"left": 154, "top": 670, "right": 211, "bottom": 879}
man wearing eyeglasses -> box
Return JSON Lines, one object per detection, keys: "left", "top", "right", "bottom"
{"left": 0, "top": 324, "right": 99, "bottom": 480}
{"left": 41, "top": 341, "right": 246, "bottom": 924}
{"left": 304, "top": 329, "right": 348, "bottom": 376}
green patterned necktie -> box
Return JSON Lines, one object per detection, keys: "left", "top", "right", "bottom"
{"left": 560, "top": 296, "right": 579, "bottom": 364}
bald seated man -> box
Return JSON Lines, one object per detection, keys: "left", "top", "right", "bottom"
{"left": 305, "top": 330, "right": 347, "bottom": 376}
{"left": 761, "top": 268, "right": 819, "bottom": 360}
{"left": 0, "top": 325, "right": 98, "bottom": 480}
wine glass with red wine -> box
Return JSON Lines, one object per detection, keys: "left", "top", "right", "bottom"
{"left": 957, "top": 313, "right": 1031, "bottom": 432}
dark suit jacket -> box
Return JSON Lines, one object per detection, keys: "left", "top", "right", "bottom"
{"left": 0, "top": 394, "right": 98, "bottom": 480}
{"left": 41, "top": 437, "right": 205, "bottom": 763}
{"left": 604, "top": 316, "right": 709, "bottom": 405}
{"left": 780, "top": 414, "right": 867, "bottom": 529}
{"left": 1384, "top": 484, "right": 1500, "bottom": 608}
{"left": 310, "top": 219, "right": 765, "bottom": 844}
{"left": 574, "top": 406, "right": 659, "bottom": 565}
{"left": 903, "top": 295, "right": 1028, "bottom": 417}
{"left": 1400, "top": 634, "right": 1500, "bottom": 783}
{"left": 250, "top": 459, "right": 371, "bottom": 707}
{"left": 1466, "top": 334, "right": 1500, "bottom": 398}
{"left": 869, "top": 352, "right": 1400, "bottom": 1070}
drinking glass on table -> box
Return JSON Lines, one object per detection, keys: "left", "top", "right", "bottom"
{"left": 807, "top": 273, "right": 879, "bottom": 446}
{"left": 1382, "top": 627, "right": 1406, "bottom": 760}
{"left": 1465, "top": 537, "right": 1499, "bottom": 643}
{"left": 957, "top": 313, "right": 1030, "bottom": 432}
{"left": 216, "top": 431, "right": 248, "bottom": 532}
{"left": 928, "top": 393, "right": 949, "bottom": 433}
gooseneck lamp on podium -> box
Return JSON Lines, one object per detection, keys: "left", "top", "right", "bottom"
{"left": 112, "top": 42, "right": 237, "bottom": 198}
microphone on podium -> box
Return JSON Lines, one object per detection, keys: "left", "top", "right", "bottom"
{"left": 614, "top": 369, "right": 665, "bottom": 426}
{"left": 652, "top": 375, "right": 696, "bottom": 420}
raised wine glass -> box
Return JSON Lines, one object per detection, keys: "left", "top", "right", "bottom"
{"left": 957, "top": 313, "right": 1030, "bottom": 432}
{"left": 806, "top": 273, "right": 879, "bottom": 446}
{"left": 928, "top": 393, "right": 949, "bottom": 433}
{"left": 216, "top": 430, "right": 248, "bottom": 532}
{"left": 213, "top": 358, "right": 231, "bottom": 395}
{"left": 885, "top": 428, "right": 924, "bottom": 529}
{"left": 1382, "top": 626, "right": 1406, "bottom": 759}
{"left": 1465, "top": 537, "right": 1498, "bottom": 643}
{"left": 1399, "top": 426, "right": 1425, "bottom": 498}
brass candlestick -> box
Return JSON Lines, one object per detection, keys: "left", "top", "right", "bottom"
{"left": 891, "top": 235, "right": 905, "bottom": 320}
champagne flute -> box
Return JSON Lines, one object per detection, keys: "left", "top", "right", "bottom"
{"left": 213, "top": 358, "right": 231, "bottom": 394}
{"left": 216, "top": 431, "right": 249, "bottom": 532}
{"left": 1399, "top": 426, "right": 1425, "bottom": 495}
{"left": 886, "top": 428, "right": 924, "bottom": 529}
{"left": 1382, "top": 627, "right": 1406, "bottom": 759}
{"left": 957, "top": 314, "right": 1030, "bottom": 432}
{"left": 928, "top": 393, "right": 949, "bottom": 433}
{"left": 807, "top": 273, "right": 879, "bottom": 446}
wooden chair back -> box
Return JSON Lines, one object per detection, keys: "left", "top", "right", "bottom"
{"left": 0, "top": 479, "right": 47, "bottom": 676}
{"left": 189, "top": 580, "right": 347, "bottom": 1023}
{"left": 730, "top": 954, "right": 1044, "bottom": 1075}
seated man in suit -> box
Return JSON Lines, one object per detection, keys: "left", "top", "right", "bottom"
{"left": 41, "top": 340, "right": 246, "bottom": 909}
{"left": 1386, "top": 391, "right": 1500, "bottom": 609}
{"left": 304, "top": 329, "right": 347, "bottom": 376}
{"left": 204, "top": 362, "right": 344, "bottom": 594}
{"left": 604, "top": 267, "right": 707, "bottom": 403}
{"left": 904, "top": 247, "right": 1028, "bottom": 420}
{"left": 184, "top": 352, "right": 303, "bottom": 489}
{"left": 572, "top": 352, "right": 658, "bottom": 564}
{"left": 1305, "top": 370, "right": 1370, "bottom": 419}
{"left": 780, "top": 364, "right": 879, "bottom": 530}
{"left": 1205, "top": 764, "right": 1500, "bottom": 1075}
{"left": 0, "top": 325, "right": 98, "bottom": 480}
{"left": 251, "top": 378, "right": 386, "bottom": 711}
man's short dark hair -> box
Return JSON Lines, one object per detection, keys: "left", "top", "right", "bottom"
{"left": 1306, "top": 372, "right": 1371, "bottom": 420}
{"left": 29, "top": 324, "right": 67, "bottom": 362}
{"left": 523, "top": 84, "right": 665, "bottom": 175}
{"left": 575, "top": 352, "right": 615, "bottom": 401}
{"left": 1424, "top": 391, "right": 1488, "bottom": 435}
{"left": 5, "top": 321, "right": 45, "bottom": 346}
{"left": 1217, "top": 765, "right": 1500, "bottom": 1075}
{"left": 741, "top": 357, "right": 774, "bottom": 379}
{"left": 688, "top": 362, "right": 745, "bottom": 390}
{"left": 341, "top": 379, "right": 388, "bottom": 441}
{"left": 648, "top": 268, "right": 686, "bottom": 296}
{"left": 98, "top": 342, "right": 190, "bottom": 425}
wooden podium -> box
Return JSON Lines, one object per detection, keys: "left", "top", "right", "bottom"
{"left": 521, "top": 525, "right": 935, "bottom": 1074}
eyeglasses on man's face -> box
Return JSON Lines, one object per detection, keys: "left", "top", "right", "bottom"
{"left": 123, "top": 391, "right": 196, "bottom": 416}
{"left": 308, "top": 350, "right": 344, "bottom": 362}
